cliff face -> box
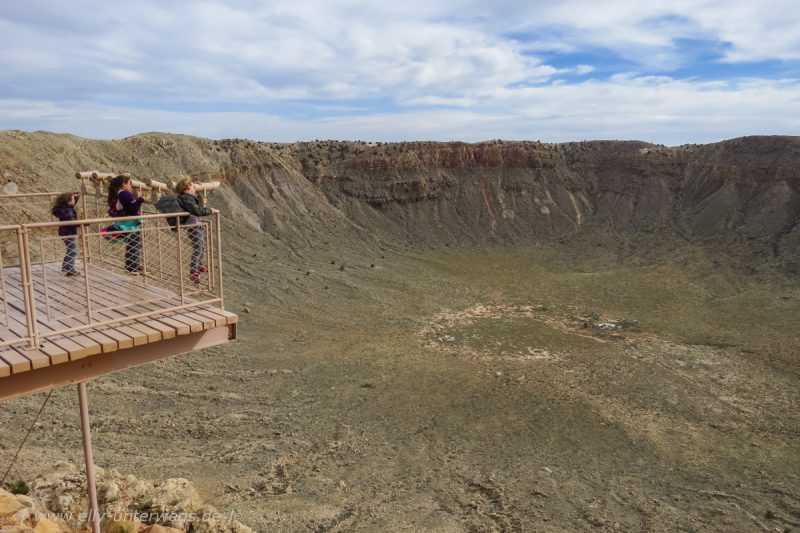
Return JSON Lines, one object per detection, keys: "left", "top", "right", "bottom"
{"left": 1, "top": 131, "right": 799, "bottom": 272}
{"left": 292, "top": 136, "right": 800, "bottom": 272}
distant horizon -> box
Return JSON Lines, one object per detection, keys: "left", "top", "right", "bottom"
{"left": 4, "top": 128, "right": 798, "bottom": 148}
{"left": 2, "top": 1, "right": 799, "bottom": 146}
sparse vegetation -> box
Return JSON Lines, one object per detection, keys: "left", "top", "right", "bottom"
{"left": 0, "top": 131, "right": 798, "bottom": 532}
{"left": 8, "top": 480, "right": 29, "bottom": 495}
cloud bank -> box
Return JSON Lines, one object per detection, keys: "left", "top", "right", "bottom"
{"left": 1, "top": 0, "right": 798, "bottom": 144}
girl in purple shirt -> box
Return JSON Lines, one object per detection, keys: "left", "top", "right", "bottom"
{"left": 108, "top": 175, "right": 150, "bottom": 274}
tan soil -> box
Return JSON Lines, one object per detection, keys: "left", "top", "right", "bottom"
{"left": 1, "top": 131, "right": 798, "bottom": 532}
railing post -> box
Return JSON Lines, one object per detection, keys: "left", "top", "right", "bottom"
{"left": 156, "top": 220, "right": 164, "bottom": 282}
{"left": 205, "top": 219, "right": 214, "bottom": 291}
{"left": 39, "top": 239, "right": 52, "bottom": 321}
{"left": 214, "top": 211, "right": 225, "bottom": 309}
{"left": 176, "top": 217, "right": 186, "bottom": 304}
{"left": 0, "top": 248, "right": 9, "bottom": 327}
{"left": 80, "top": 224, "right": 94, "bottom": 324}
{"left": 17, "top": 227, "right": 39, "bottom": 348}
{"left": 79, "top": 181, "right": 89, "bottom": 220}
{"left": 141, "top": 224, "right": 149, "bottom": 287}
{"left": 85, "top": 218, "right": 95, "bottom": 266}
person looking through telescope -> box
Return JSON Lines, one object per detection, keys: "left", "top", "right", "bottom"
{"left": 108, "top": 175, "right": 151, "bottom": 274}
{"left": 174, "top": 177, "right": 218, "bottom": 282}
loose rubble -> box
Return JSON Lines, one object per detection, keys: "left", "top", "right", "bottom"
{"left": 1, "top": 462, "right": 253, "bottom": 533}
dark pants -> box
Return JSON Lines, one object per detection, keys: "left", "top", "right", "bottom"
{"left": 187, "top": 225, "right": 205, "bottom": 273}
{"left": 62, "top": 236, "right": 77, "bottom": 273}
{"left": 125, "top": 228, "right": 142, "bottom": 272}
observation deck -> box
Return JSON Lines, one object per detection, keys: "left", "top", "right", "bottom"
{"left": 0, "top": 193, "right": 237, "bottom": 401}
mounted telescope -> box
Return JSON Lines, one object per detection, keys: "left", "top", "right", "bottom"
{"left": 75, "top": 171, "right": 220, "bottom": 205}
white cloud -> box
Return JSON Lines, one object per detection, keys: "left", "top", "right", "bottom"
{"left": 465, "top": 0, "right": 800, "bottom": 63}
{"left": 2, "top": 75, "right": 797, "bottom": 145}
{"left": 400, "top": 96, "right": 478, "bottom": 107}
{"left": 0, "top": 0, "right": 799, "bottom": 143}
{"left": 109, "top": 69, "right": 142, "bottom": 82}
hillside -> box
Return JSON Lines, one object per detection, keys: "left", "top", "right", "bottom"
{"left": 1, "top": 131, "right": 799, "bottom": 532}
{"left": 2, "top": 131, "right": 798, "bottom": 273}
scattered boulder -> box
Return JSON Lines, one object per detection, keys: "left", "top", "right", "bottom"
{"left": 2, "top": 463, "right": 253, "bottom": 533}
{"left": 0, "top": 488, "right": 26, "bottom": 516}
{"left": 2, "top": 179, "right": 19, "bottom": 194}
{"left": 594, "top": 322, "right": 620, "bottom": 330}
{"left": 594, "top": 318, "right": 638, "bottom": 331}
{"left": 0, "top": 487, "right": 71, "bottom": 533}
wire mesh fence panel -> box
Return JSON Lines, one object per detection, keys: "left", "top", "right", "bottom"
{"left": 0, "top": 193, "right": 76, "bottom": 226}
{"left": 0, "top": 226, "right": 29, "bottom": 346}
{"left": 0, "top": 212, "right": 225, "bottom": 349}
{"left": 0, "top": 190, "right": 160, "bottom": 227}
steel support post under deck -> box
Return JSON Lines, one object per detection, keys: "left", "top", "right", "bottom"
{"left": 77, "top": 382, "right": 101, "bottom": 533}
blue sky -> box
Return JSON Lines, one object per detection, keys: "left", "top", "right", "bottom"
{"left": 1, "top": 0, "right": 799, "bottom": 145}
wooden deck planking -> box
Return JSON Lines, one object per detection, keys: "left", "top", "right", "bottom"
{"left": 38, "top": 265, "right": 165, "bottom": 349}
{"left": 27, "top": 262, "right": 186, "bottom": 348}
{"left": 78, "top": 267, "right": 184, "bottom": 343}
{"left": 0, "top": 272, "right": 101, "bottom": 360}
{"left": 0, "top": 319, "right": 61, "bottom": 370}
{"left": 0, "top": 262, "right": 233, "bottom": 378}
{"left": 195, "top": 308, "right": 239, "bottom": 326}
{"left": 0, "top": 348, "right": 30, "bottom": 374}
{"left": 85, "top": 265, "right": 210, "bottom": 336}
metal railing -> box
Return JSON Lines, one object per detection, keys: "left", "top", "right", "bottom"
{"left": 0, "top": 211, "right": 226, "bottom": 350}
{"left": 0, "top": 187, "right": 162, "bottom": 225}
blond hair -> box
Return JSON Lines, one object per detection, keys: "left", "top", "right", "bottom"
{"left": 175, "top": 177, "right": 194, "bottom": 195}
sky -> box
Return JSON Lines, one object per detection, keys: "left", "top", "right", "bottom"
{"left": 1, "top": 0, "right": 799, "bottom": 145}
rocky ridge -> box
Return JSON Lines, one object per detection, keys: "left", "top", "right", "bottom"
{"left": 1, "top": 131, "right": 798, "bottom": 274}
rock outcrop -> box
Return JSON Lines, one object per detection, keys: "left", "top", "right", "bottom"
{"left": 1, "top": 485, "right": 72, "bottom": 532}
{"left": 1, "top": 462, "right": 252, "bottom": 533}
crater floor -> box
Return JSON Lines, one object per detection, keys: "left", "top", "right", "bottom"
{"left": 3, "top": 245, "right": 799, "bottom": 532}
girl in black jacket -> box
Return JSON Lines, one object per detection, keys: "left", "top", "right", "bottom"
{"left": 51, "top": 192, "right": 80, "bottom": 276}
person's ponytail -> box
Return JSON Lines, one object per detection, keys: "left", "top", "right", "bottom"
{"left": 107, "top": 175, "right": 129, "bottom": 210}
